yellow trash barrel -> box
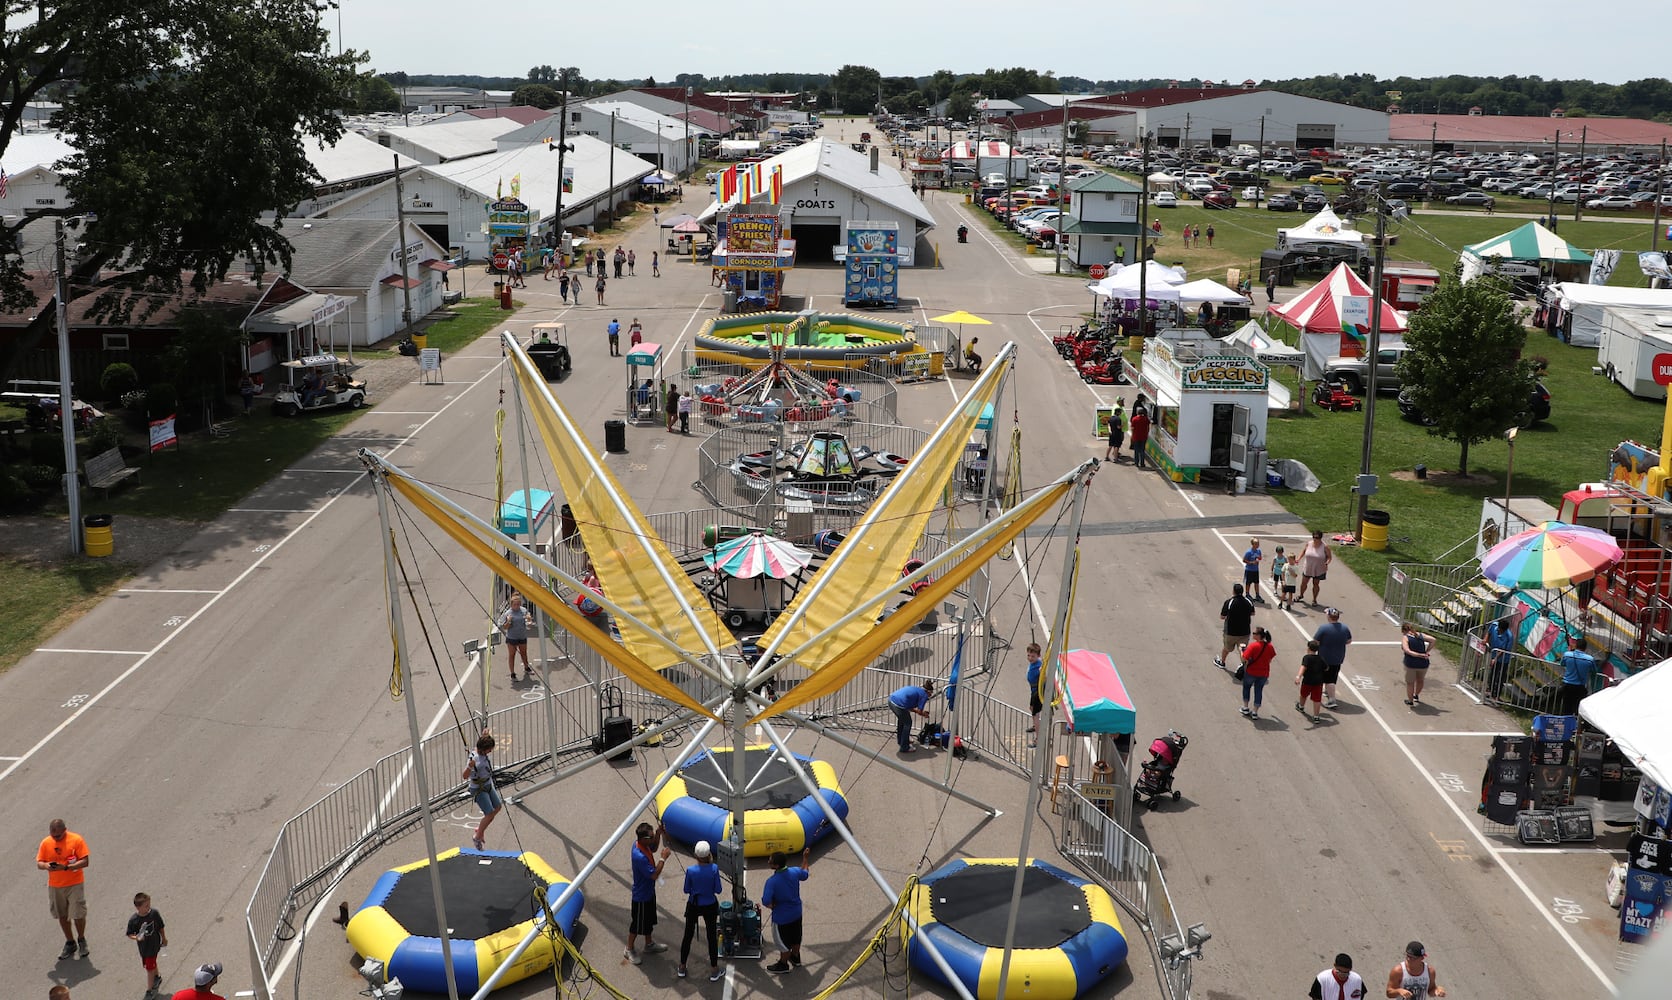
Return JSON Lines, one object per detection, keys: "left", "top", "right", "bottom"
{"left": 83, "top": 513, "right": 113, "bottom": 557}
{"left": 1362, "top": 509, "right": 1391, "bottom": 551}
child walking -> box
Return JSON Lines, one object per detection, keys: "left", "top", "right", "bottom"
{"left": 127, "top": 891, "right": 167, "bottom": 998}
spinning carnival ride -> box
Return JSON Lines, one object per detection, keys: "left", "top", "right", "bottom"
{"left": 351, "top": 333, "right": 1108, "bottom": 1000}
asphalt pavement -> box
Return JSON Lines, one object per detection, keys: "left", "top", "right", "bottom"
{"left": 0, "top": 174, "right": 1626, "bottom": 1000}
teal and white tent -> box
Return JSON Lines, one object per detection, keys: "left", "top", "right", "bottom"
{"left": 1461, "top": 221, "right": 1592, "bottom": 283}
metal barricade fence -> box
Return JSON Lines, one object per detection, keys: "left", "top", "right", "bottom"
{"left": 1456, "top": 623, "right": 1574, "bottom": 717}
{"left": 1059, "top": 785, "right": 1195, "bottom": 1000}
{"left": 1382, "top": 562, "right": 1502, "bottom": 638}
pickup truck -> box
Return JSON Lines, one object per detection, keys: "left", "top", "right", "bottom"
{"left": 1322, "top": 344, "right": 1410, "bottom": 395}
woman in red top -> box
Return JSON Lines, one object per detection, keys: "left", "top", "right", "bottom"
{"left": 1239, "top": 627, "right": 1276, "bottom": 720}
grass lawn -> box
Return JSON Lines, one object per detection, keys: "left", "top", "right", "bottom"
{"left": 0, "top": 296, "right": 523, "bottom": 671}
{"left": 1259, "top": 323, "right": 1667, "bottom": 591}
{"left": 0, "top": 558, "right": 131, "bottom": 673}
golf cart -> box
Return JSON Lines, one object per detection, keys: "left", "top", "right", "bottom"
{"left": 526, "top": 322, "right": 573, "bottom": 380}
{"left": 271, "top": 355, "right": 367, "bottom": 416}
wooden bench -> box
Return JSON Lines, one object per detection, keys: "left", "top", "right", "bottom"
{"left": 84, "top": 448, "right": 139, "bottom": 496}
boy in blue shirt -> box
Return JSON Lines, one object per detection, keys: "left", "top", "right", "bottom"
{"left": 624, "top": 821, "right": 671, "bottom": 965}
{"left": 761, "top": 848, "right": 812, "bottom": 973}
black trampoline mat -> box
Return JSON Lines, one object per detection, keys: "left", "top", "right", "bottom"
{"left": 929, "top": 866, "right": 1090, "bottom": 949}
{"left": 382, "top": 855, "right": 543, "bottom": 940}
{"left": 681, "top": 748, "right": 809, "bottom": 812}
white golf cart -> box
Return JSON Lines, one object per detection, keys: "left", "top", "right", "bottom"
{"left": 271, "top": 355, "right": 367, "bottom": 416}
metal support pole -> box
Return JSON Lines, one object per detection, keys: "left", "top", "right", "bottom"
{"left": 54, "top": 219, "right": 81, "bottom": 555}
{"left": 372, "top": 476, "right": 460, "bottom": 1000}
{"left": 728, "top": 676, "right": 751, "bottom": 909}
{"left": 511, "top": 370, "right": 563, "bottom": 763}
{"left": 1574, "top": 125, "right": 1588, "bottom": 222}
{"left": 1354, "top": 206, "right": 1389, "bottom": 541}
{"left": 510, "top": 708, "right": 703, "bottom": 803}
{"left": 782, "top": 709, "right": 1000, "bottom": 816}
{"left": 755, "top": 718, "right": 979, "bottom": 1000}
{"left": 993, "top": 468, "right": 1092, "bottom": 1000}
{"left": 607, "top": 111, "right": 618, "bottom": 225}
{"left": 1653, "top": 140, "right": 1667, "bottom": 254}
{"left": 1055, "top": 100, "right": 1069, "bottom": 275}
{"left": 470, "top": 715, "right": 721, "bottom": 1000}
{"left": 1138, "top": 132, "right": 1152, "bottom": 333}
{"left": 1548, "top": 130, "right": 1561, "bottom": 230}
{"left": 1502, "top": 428, "right": 1518, "bottom": 538}
{"left": 553, "top": 73, "right": 571, "bottom": 256}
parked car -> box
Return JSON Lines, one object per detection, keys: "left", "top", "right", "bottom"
{"left": 1300, "top": 193, "right": 1329, "bottom": 212}
{"left": 1201, "top": 190, "right": 1237, "bottom": 209}
{"left": 1397, "top": 381, "right": 1550, "bottom": 427}
{"left": 1266, "top": 193, "right": 1300, "bottom": 211}
{"left": 1585, "top": 194, "right": 1637, "bottom": 210}
{"left": 1386, "top": 181, "right": 1426, "bottom": 196}
{"left": 1152, "top": 191, "right": 1178, "bottom": 207}
{"left": 1323, "top": 345, "right": 1412, "bottom": 395}
{"left": 1445, "top": 191, "right": 1496, "bottom": 208}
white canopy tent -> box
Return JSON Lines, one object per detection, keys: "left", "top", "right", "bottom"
{"left": 1579, "top": 658, "right": 1672, "bottom": 799}
{"left": 1277, "top": 207, "right": 1365, "bottom": 249}
{"left": 1175, "top": 278, "right": 1251, "bottom": 305}
{"left": 1548, "top": 282, "right": 1672, "bottom": 347}
{"left": 1146, "top": 171, "right": 1179, "bottom": 192}
{"left": 1087, "top": 260, "right": 1185, "bottom": 299}
{"left": 1224, "top": 320, "right": 1304, "bottom": 366}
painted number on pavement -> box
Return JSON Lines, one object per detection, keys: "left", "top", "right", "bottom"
{"left": 163, "top": 616, "right": 186, "bottom": 628}
{"left": 1552, "top": 898, "right": 1589, "bottom": 924}
{"left": 1436, "top": 771, "right": 1468, "bottom": 793}
{"left": 1430, "top": 833, "right": 1472, "bottom": 862}
{"left": 252, "top": 544, "right": 271, "bottom": 554}
{"left": 62, "top": 694, "right": 89, "bottom": 709}
{"left": 1352, "top": 675, "right": 1379, "bottom": 691}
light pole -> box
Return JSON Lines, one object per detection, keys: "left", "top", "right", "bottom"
{"left": 1502, "top": 426, "right": 1519, "bottom": 538}
{"left": 684, "top": 85, "right": 692, "bottom": 179}
{"left": 550, "top": 70, "right": 575, "bottom": 258}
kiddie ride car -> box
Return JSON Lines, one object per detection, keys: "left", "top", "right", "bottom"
{"left": 271, "top": 355, "right": 367, "bottom": 416}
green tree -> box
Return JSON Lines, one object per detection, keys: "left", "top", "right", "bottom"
{"left": 947, "top": 92, "right": 975, "bottom": 123}
{"left": 1396, "top": 277, "right": 1535, "bottom": 475}
{"left": 348, "top": 72, "right": 400, "bottom": 113}
{"left": 1, "top": 0, "right": 360, "bottom": 331}
{"left": 832, "top": 64, "right": 882, "bottom": 115}
{"left": 511, "top": 83, "right": 562, "bottom": 109}
{"left": 160, "top": 307, "right": 245, "bottom": 416}
{"left": 528, "top": 65, "right": 558, "bottom": 85}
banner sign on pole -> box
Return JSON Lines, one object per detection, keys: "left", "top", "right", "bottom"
{"left": 149, "top": 414, "right": 177, "bottom": 453}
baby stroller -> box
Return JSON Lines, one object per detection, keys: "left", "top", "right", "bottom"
{"left": 1133, "top": 730, "right": 1188, "bottom": 809}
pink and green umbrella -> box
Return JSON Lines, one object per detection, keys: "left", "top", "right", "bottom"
{"left": 703, "top": 531, "right": 813, "bottom": 580}
{"left": 1480, "top": 521, "right": 1622, "bottom": 589}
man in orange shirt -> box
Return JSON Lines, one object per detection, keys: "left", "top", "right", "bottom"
{"left": 37, "top": 818, "right": 91, "bottom": 959}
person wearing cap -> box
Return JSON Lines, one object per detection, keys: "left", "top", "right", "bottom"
{"left": 677, "top": 841, "right": 724, "bottom": 981}
{"left": 1558, "top": 636, "right": 1597, "bottom": 716}
{"left": 1312, "top": 608, "right": 1353, "bottom": 710}
{"left": 37, "top": 818, "right": 90, "bottom": 961}
{"left": 760, "top": 848, "right": 812, "bottom": 974}
{"left": 1214, "top": 582, "right": 1256, "bottom": 670}
{"left": 624, "top": 821, "right": 671, "bottom": 965}
{"left": 887, "top": 680, "right": 935, "bottom": 753}
{"left": 1386, "top": 941, "right": 1445, "bottom": 999}
{"left": 1310, "top": 953, "right": 1367, "bottom": 999}
{"left": 171, "top": 962, "right": 226, "bottom": 1000}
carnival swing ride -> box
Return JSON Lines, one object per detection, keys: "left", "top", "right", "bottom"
{"left": 344, "top": 331, "right": 1118, "bottom": 1000}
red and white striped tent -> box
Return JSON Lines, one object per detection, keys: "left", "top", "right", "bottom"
{"left": 941, "top": 141, "right": 1030, "bottom": 177}
{"left": 1269, "top": 263, "right": 1407, "bottom": 379}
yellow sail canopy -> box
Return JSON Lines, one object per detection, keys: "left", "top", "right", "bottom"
{"left": 507, "top": 345, "right": 732, "bottom": 669}
{"left": 384, "top": 472, "right": 719, "bottom": 722}
{"left": 749, "top": 473, "right": 1076, "bottom": 723}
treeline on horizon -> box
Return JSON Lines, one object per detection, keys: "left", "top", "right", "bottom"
{"left": 381, "top": 68, "right": 1672, "bottom": 123}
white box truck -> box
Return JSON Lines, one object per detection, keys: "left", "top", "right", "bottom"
{"left": 1599, "top": 306, "right": 1672, "bottom": 400}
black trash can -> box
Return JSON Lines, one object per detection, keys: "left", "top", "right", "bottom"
{"left": 560, "top": 503, "right": 578, "bottom": 543}
{"left": 604, "top": 419, "right": 627, "bottom": 453}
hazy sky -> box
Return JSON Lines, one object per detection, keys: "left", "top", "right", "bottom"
{"left": 338, "top": 1, "right": 1663, "bottom": 86}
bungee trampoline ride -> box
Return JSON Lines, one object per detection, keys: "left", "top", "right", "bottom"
{"left": 296, "top": 328, "right": 1185, "bottom": 1000}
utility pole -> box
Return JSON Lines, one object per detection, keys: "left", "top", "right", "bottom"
{"left": 1355, "top": 205, "right": 1390, "bottom": 542}
{"left": 1425, "top": 122, "right": 1437, "bottom": 206}
{"left": 1137, "top": 132, "right": 1152, "bottom": 336}
{"left": 54, "top": 219, "right": 81, "bottom": 555}
{"left": 683, "top": 85, "right": 692, "bottom": 179}
{"left": 1056, "top": 99, "right": 1070, "bottom": 275}
{"left": 1654, "top": 140, "right": 1667, "bottom": 253}
{"left": 1182, "top": 113, "right": 1191, "bottom": 153}
{"left": 551, "top": 71, "right": 574, "bottom": 258}
{"left": 1548, "top": 129, "right": 1561, "bottom": 230}
{"left": 1574, "top": 124, "right": 1588, "bottom": 222}
{"left": 1257, "top": 115, "right": 1265, "bottom": 159}
{"left": 607, "top": 110, "right": 617, "bottom": 225}
{"left": 391, "top": 156, "right": 415, "bottom": 335}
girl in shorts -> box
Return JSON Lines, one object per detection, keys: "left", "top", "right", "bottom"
{"left": 1281, "top": 555, "right": 1300, "bottom": 611}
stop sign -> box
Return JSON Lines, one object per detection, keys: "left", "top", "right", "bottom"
{"left": 1089, "top": 264, "right": 1108, "bottom": 280}
{"left": 1653, "top": 353, "right": 1672, "bottom": 386}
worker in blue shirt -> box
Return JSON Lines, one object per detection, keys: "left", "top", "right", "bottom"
{"left": 1024, "top": 643, "right": 1044, "bottom": 748}
{"left": 677, "top": 840, "right": 724, "bottom": 982}
{"left": 1558, "top": 640, "right": 1597, "bottom": 716}
{"left": 1484, "top": 617, "right": 1516, "bottom": 701}
{"left": 887, "top": 680, "right": 934, "bottom": 753}
{"left": 760, "top": 848, "right": 812, "bottom": 973}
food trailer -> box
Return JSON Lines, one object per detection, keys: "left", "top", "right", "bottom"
{"left": 1131, "top": 337, "right": 1271, "bottom": 486}
{"left": 487, "top": 196, "right": 543, "bottom": 274}
{"left": 715, "top": 211, "right": 796, "bottom": 311}
{"left": 843, "top": 222, "right": 900, "bottom": 309}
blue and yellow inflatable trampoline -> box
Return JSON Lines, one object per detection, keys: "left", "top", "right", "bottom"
{"left": 346, "top": 847, "right": 583, "bottom": 995}
{"left": 903, "top": 858, "right": 1128, "bottom": 1000}
{"left": 655, "top": 745, "right": 848, "bottom": 857}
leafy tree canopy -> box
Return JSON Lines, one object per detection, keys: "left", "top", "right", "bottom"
{"left": 1, "top": 0, "right": 361, "bottom": 326}
{"left": 1396, "top": 277, "right": 1535, "bottom": 475}
{"left": 510, "top": 83, "right": 562, "bottom": 109}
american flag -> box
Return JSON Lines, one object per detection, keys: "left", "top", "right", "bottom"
{"left": 0, "top": 168, "right": 9, "bottom": 199}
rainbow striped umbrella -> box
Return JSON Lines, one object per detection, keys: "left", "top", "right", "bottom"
{"left": 703, "top": 531, "right": 813, "bottom": 580}
{"left": 1479, "top": 521, "right": 1622, "bottom": 589}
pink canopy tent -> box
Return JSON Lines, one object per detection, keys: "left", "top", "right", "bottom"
{"left": 1268, "top": 263, "right": 1407, "bottom": 379}
{"left": 1054, "top": 649, "right": 1136, "bottom": 735}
